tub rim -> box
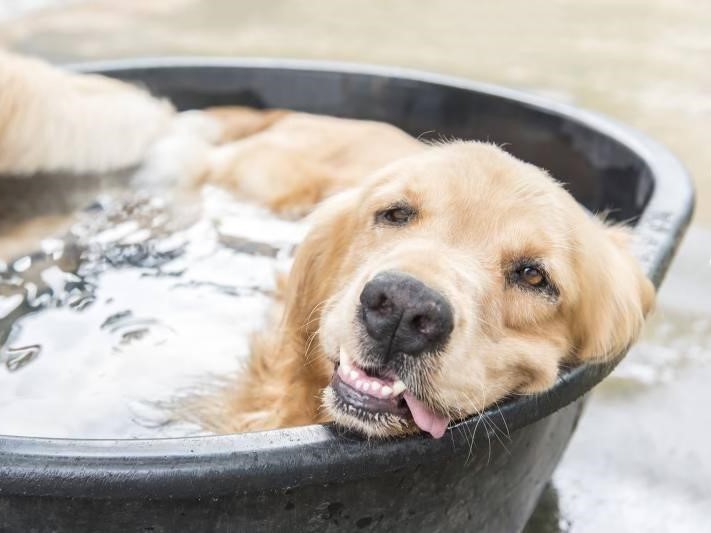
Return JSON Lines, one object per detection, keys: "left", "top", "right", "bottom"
{"left": 0, "top": 58, "right": 694, "bottom": 499}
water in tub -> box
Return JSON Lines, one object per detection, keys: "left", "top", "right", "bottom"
{"left": 0, "top": 113, "right": 309, "bottom": 438}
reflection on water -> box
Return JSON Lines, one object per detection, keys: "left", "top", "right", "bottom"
{"left": 0, "top": 186, "right": 307, "bottom": 438}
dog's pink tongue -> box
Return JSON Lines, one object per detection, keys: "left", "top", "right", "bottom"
{"left": 403, "top": 391, "right": 450, "bottom": 439}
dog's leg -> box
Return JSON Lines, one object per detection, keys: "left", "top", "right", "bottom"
{"left": 203, "top": 106, "right": 290, "bottom": 142}
{"left": 200, "top": 139, "right": 338, "bottom": 217}
{"left": 198, "top": 107, "right": 422, "bottom": 216}
{"left": 0, "top": 51, "right": 174, "bottom": 175}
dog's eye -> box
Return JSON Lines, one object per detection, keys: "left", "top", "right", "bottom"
{"left": 375, "top": 204, "right": 416, "bottom": 226}
{"left": 510, "top": 261, "right": 555, "bottom": 294}
{"left": 521, "top": 266, "right": 545, "bottom": 287}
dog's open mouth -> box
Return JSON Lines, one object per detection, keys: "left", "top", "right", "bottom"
{"left": 330, "top": 350, "right": 450, "bottom": 438}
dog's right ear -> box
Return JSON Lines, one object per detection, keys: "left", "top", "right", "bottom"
{"left": 571, "top": 223, "right": 655, "bottom": 363}
{"left": 281, "top": 188, "right": 362, "bottom": 338}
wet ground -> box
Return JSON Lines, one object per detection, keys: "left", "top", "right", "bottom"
{"left": 1, "top": 1, "right": 709, "bottom": 531}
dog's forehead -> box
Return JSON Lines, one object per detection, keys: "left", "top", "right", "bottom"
{"left": 375, "top": 144, "right": 566, "bottom": 219}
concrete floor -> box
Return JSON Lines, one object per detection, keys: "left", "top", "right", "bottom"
{"left": 1, "top": 1, "right": 709, "bottom": 531}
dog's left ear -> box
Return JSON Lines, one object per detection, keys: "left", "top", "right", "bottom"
{"left": 571, "top": 223, "right": 655, "bottom": 362}
{"left": 281, "top": 188, "right": 362, "bottom": 337}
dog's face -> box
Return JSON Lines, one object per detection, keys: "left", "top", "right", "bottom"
{"left": 285, "top": 142, "right": 654, "bottom": 438}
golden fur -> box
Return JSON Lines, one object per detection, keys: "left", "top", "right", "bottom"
{"left": 0, "top": 52, "right": 654, "bottom": 439}
{"left": 0, "top": 51, "right": 174, "bottom": 175}
{"left": 200, "top": 108, "right": 422, "bottom": 216}
{"left": 184, "top": 108, "right": 655, "bottom": 438}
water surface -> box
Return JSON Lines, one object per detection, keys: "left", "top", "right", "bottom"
{"left": 0, "top": 186, "right": 306, "bottom": 438}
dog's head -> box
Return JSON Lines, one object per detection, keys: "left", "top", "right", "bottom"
{"left": 284, "top": 142, "right": 654, "bottom": 438}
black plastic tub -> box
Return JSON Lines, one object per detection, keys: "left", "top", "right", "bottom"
{"left": 0, "top": 59, "right": 694, "bottom": 533}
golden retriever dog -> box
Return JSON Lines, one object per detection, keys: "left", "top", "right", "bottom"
{"left": 185, "top": 109, "right": 656, "bottom": 439}
{"left": 0, "top": 52, "right": 654, "bottom": 439}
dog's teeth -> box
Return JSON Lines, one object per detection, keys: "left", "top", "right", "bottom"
{"left": 391, "top": 380, "right": 406, "bottom": 395}
{"left": 356, "top": 380, "right": 363, "bottom": 389}
{"left": 381, "top": 386, "right": 393, "bottom": 397}
{"left": 370, "top": 382, "right": 381, "bottom": 391}
{"left": 362, "top": 382, "right": 370, "bottom": 391}
{"left": 349, "top": 370, "right": 359, "bottom": 380}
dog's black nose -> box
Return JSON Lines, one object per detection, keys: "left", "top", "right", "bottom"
{"left": 360, "top": 271, "right": 454, "bottom": 360}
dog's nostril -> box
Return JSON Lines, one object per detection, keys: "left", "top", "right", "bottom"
{"left": 361, "top": 284, "right": 395, "bottom": 316}
{"left": 374, "top": 294, "right": 391, "bottom": 313}
{"left": 412, "top": 314, "right": 435, "bottom": 336}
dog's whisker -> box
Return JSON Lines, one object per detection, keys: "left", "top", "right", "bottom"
{"left": 300, "top": 299, "right": 330, "bottom": 329}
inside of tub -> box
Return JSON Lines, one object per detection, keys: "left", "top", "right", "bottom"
{"left": 0, "top": 135, "right": 309, "bottom": 439}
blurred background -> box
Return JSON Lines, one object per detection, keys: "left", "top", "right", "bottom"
{"left": 1, "top": 1, "right": 708, "bottom": 531}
